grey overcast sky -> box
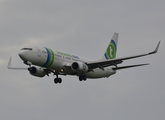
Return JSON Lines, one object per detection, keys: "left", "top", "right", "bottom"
{"left": 0, "top": 0, "right": 165, "bottom": 120}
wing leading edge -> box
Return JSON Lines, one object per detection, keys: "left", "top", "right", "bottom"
{"left": 87, "top": 41, "right": 160, "bottom": 70}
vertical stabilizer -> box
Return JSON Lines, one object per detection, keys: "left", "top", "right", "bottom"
{"left": 104, "top": 33, "right": 118, "bottom": 60}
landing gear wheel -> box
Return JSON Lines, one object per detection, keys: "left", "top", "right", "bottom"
{"left": 54, "top": 73, "right": 62, "bottom": 84}
{"left": 54, "top": 78, "right": 58, "bottom": 84}
{"left": 54, "top": 78, "right": 62, "bottom": 84}
{"left": 79, "top": 76, "right": 83, "bottom": 81}
{"left": 79, "top": 75, "right": 87, "bottom": 81}
{"left": 58, "top": 78, "right": 62, "bottom": 83}
{"left": 83, "top": 76, "right": 87, "bottom": 81}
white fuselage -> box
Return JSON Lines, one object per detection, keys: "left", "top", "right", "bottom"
{"left": 19, "top": 46, "right": 116, "bottom": 79}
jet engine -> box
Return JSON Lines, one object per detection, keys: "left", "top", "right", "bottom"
{"left": 28, "top": 66, "right": 46, "bottom": 77}
{"left": 71, "top": 62, "right": 88, "bottom": 73}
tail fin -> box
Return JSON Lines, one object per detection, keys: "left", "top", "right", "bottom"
{"left": 103, "top": 33, "right": 118, "bottom": 60}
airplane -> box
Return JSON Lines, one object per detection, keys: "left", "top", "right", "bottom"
{"left": 8, "top": 33, "right": 160, "bottom": 84}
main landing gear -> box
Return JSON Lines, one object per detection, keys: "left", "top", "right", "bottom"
{"left": 79, "top": 75, "right": 87, "bottom": 81}
{"left": 53, "top": 74, "right": 87, "bottom": 84}
{"left": 54, "top": 74, "right": 62, "bottom": 84}
{"left": 54, "top": 78, "right": 62, "bottom": 84}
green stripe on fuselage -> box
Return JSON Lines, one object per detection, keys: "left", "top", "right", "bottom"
{"left": 43, "top": 48, "right": 54, "bottom": 67}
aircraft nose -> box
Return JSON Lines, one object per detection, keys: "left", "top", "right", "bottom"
{"left": 18, "top": 51, "right": 23, "bottom": 57}
{"left": 18, "top": 51, "right": 26, "bottom": 60}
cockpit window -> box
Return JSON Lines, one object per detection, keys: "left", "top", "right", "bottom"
{"left": 21, "top": 48, "right": 33, "bottom": 51}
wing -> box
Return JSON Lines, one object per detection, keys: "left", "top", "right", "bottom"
{"left": 8, "top": 57, "right": 66, "bottom": 77}
{"left": 87, "top": 41, "right": 160, "bottom": 69}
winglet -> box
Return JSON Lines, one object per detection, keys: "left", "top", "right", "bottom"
{"left": 7, "top": 57, "right": 27, "bottom": 70}
{"left": 8, "top": 57, "right": 12, "bottom": 69}
{"left": 149, "top": 41, "right": 160, "bottom": 54}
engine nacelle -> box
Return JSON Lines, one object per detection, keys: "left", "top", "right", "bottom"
{"left": 71, "top": 62, "right": 88, "bottom": 73}
{"left": 28, "top": 66, "right": 46, "bottom": 77}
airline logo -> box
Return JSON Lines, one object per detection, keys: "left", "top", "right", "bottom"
{"left": 43, "top": 48, "right": 54, "bottom": 67}
{"left": 83, "top": 64, "right": 87, "bottom": 70}
{"left": 104, "top": 40, "right": 117, "bottom": 59}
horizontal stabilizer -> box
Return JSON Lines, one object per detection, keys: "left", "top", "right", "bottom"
{"left": 112, "top": 63, "right": 149, "bottom": 70}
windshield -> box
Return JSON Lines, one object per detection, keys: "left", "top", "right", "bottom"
{"left": 21, "top": 48, "right": 33, "bottom": 51}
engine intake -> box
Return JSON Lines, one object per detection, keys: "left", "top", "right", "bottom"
{"left": 71, "top": 62, "right": 88, "bottom": 73}
{"left": 28, "top": 66, "right": 46, "bottom": 77}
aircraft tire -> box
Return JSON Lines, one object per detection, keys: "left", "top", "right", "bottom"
{"left": 54, "top": 78, "right": 58, "bottom": 84}
{"left": 83, "top": 77, "right": 86, "bottom": 81}
{"left": 58, "top": 78, "right": 62, "bottom": 83}
{"left": 79, "top": 75, "right": 86, "bottom": 81}
{"left": 79, "top": 76, "right": 83, "bottom": 81}
{"left": 54, "top": 78, "right": 62, "bottom": 84}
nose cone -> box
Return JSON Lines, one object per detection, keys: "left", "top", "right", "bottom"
{"left": 18, "top": 51, "right": 26, "bottom": 60}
